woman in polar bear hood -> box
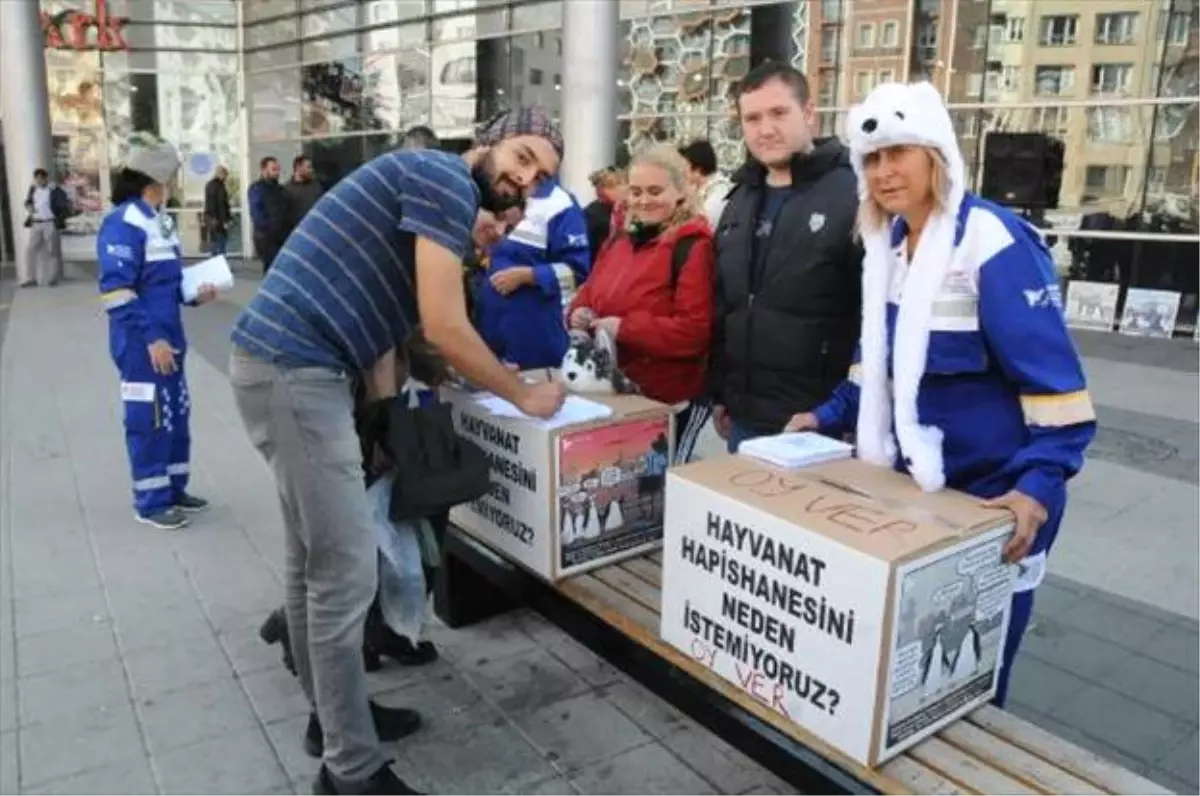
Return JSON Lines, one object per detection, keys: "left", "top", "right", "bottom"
{"left": 789, "top": 82, "right": 1096, "bottom": 706}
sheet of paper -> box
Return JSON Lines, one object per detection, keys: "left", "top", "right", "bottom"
{"left": 181, "top": 255, "right": 235, "bottom": 302}
{"left": 473, "top": 393, "right": 613, "bottom": 429}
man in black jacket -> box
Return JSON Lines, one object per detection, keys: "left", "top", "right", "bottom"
{"left": 709, "top": 62, "right": 863, "bottom": 451}
{"left": 283, "top": 155, "right": 324, "bottom": 236}
{"left": 203, "top": 166, "right": 232, "bottom": 256}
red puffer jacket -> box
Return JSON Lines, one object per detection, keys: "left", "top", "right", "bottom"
{"left": 568, "top": 216, "right": 715, "bottom": 405}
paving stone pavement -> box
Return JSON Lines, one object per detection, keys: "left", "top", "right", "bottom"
{"left": 1, "top": 265, "right": 1197, "bottom": 794}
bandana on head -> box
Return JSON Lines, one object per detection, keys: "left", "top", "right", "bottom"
{"left": 844, "top": 81, "right": 967, "bottom": 493}
{"left": 475, "top": 107, "right": 564, "bottom": 156}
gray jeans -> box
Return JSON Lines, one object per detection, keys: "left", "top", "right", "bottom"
{"left": 24, "top": 222, "right": 61, "bottom": 286}
{"left": 228, "top": 347, "right": 386, "bottom": 786}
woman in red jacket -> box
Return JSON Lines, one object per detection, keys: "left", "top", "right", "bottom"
{"left": 568, "top": 144, "right": 715, "bottom": 463}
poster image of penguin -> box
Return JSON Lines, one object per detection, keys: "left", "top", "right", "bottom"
{"left": 883, "top": 536, "right": 1012, "bottom": 753}
{"left": 555, "top": 417, "right": 672, "bottom": 570}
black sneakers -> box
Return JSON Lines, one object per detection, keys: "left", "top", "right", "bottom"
{"left": 304, "top": 702, "right": 423, "bottom": 758}
{"left": 312, "top": 763, "right": 422, "bottom": 795}
{"left": 135, "top": 506, "right": 189, "bottom": 530}
{"left": 175, "top": 492, "right": 210, "bottom": 512}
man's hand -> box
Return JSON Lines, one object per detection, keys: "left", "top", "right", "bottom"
{"left": 569, "top": 307, "right": 594, "bottom": 331}
{"left": 517, "top": 381, "right": 566, "bottom": 419}
{"left": 195, "top": 284, "right": 219, "bottom": 305}
{"left": 490, "top": 267, "right": 533, "bottom": 296}
{"left": 712, "top": 404, "right": 732, "bottom": 440}
{"left": 590, "top": 316, "right": 621, "bottom": 339}
{"left": 982, "top": 490, "right": 1048, "bottom": 564}
{"left": 784, "top": 412, "right": 819, "bottom": 432}
{"left": 148, "top": 339, "right": 178, "bottom": 375}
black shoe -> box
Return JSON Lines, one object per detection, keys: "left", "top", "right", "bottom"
{"left": 313, "top": 763, "right": 422, "bottom": 795}
{"left": 364, "top": 600, "right": 439, "bottom": 668}
{"left": 175, "top": 492, "right": 210, "bottom": 512}
{"left": 259, "top": 608, "right": 297, "bottom": 675}
{"left": 135, "top": 507, "right": 189, "bottom": 530}
{"left": 304, "top": 702, "right": 423, "bottom": 758}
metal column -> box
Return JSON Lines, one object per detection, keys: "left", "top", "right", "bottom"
{"left": 0, "top": 0, "right": 54, "bottom": 282}
{"left": 560, "top": 0, "right": 618, "bottom": 203}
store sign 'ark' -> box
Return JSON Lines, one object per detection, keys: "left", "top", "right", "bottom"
{"left": 41, "top": 0, "right": 128, "bottom": 52}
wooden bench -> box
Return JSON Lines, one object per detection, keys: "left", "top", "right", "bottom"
{"left": 435, "top": 526, "right": 1174, "bottom": 795}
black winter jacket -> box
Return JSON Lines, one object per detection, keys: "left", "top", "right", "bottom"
{"left": 709, "top": 138, "right": 863, "bottom": 434}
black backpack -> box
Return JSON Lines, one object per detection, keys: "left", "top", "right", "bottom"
{"left": 385, "top": 400, "right": 491, "bottom": 524}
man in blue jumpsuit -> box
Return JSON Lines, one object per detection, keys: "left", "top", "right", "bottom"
{"left": 97, "top": 142, "right": 219, "bottom": 530}
{"left": 475, "top": 175, "right": 591, "bottom": 368}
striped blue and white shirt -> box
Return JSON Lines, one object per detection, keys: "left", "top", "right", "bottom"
{"left": 231, "top": 149, "right": 480, "bottom": 371}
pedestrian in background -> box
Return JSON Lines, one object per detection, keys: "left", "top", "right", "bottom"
{"left": 679, "top": 139, "right": 733, "bottom": 229}
{"left": 284, "top": 155, "right": 324, "bottom": 235}
{"left": 96, "top": 141, "right": 219, "bottom": 530}
{"left": 21, "top": 168, "right": 71, "bottom": 287}
{"left": 248, "top": 155, "right": 289, "bottom": 273}
{"left": 203, "top": 165, "right": 232, "bottom": 256}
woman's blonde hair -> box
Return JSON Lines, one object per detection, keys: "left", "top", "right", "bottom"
{"left": 855, "top": 146, "right": 951, "bottom": 236}
{"left": 627, "top": 144, "right": 702, "bottom": 230}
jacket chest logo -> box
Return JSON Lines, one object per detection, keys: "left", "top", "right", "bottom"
{"left": 808, "top": 212, "right": 826, "bottom": 233}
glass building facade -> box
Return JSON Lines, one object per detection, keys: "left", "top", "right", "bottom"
{"left": 30, "top": 0, "right": 1200, "bottom": 326}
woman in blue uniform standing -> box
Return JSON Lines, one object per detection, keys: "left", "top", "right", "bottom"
{"left": 96, "top": 140, "right": 218, "bottom": 530}
{"left": 788, "top": 81, "right": 1096, "bottom": 707}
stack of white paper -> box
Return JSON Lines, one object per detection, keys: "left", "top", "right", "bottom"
{"left": 473, "top": 393, "right": 613, "bottom": 430}
{"left": 181, "top": 255, "right": 235, "bottom": 302}
{"left": 738, "top": 432, "right": 853, "bottom": 469}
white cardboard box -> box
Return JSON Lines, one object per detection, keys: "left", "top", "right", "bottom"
{"left": 660, "top": 456, "right": 1017, "bottom": 767}
{"left": 443, "top": 379, "right": 675, "bottom": 581}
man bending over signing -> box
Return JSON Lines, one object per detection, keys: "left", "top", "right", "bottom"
{"left": 227, "top": 108, "right": 566, "bottom": 796}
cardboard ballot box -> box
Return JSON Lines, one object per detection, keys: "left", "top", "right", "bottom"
{"left": 442, "top": 379, "right": 674, "bottom": 581}
{"left": 659, "top": 456, "right": 1017, "bottom": 768}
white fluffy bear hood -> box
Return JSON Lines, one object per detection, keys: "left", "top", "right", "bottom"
{"left": 844, "top": 81, "right": 967, "bottom": 493}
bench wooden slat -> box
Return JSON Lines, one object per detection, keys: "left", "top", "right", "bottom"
{"left": 908, "top": 736, "right": 1039, "bottom": 794}
{"left": 882, "top": 756, "right": 971, "bottom": 795}
{"left": 967, "top": 706, "right": 1175, "bottom": 795}
{"left": 619, "top": 556, "right": 663, "bottom": 588}
{"left": 559, "top": 573, "right": 662, "bottom": 638}
{"left": 592, "top": 565, "right": 662, "bottom": 615}
{"left": 940, "top": 721, "right": 1104, "bottom": 795}
{"left": 555, "top": 568, "right": 910, "bottom": 795}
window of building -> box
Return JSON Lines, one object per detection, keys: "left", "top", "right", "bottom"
{"left": 972, "top": 25, "right": 987, "bottom": 49}
{"left": 529, "top": 68, "right": 544, "bottom": 86}
{"left": 1084, "top": 165, "right": 1130, "bottom": 196}
{"left": 1034, "top": 106, "right": 1070, "bottom": 135}
{"left": 1095, "top": 12, "right": 1137, "bottom": 45}
{"left": 878, "top": 69, "right": 895, "bottom": 84}
{"left": 1006, "top": 17, "right": 1025, "bottom": 42}
{"left": 854, "top": 70, "right": 875, "bottom": 97}
{"left": 966, "top": 73, "right": 984, "bottom": 97}
{"left": 1034, "top": 65, "right": 1076, "bottom": 95}
{"left": 1038, "top": 15, "right": 1078, "bottom": 46}
{"left": 916, "top": 20, "right": 939, "bottom": 61}
{"left": 820, "top": 27, "right": 838, "bottom": 63}
{"left": 821, "top": 0, "right": 844, "bottom": 24}
{"left": 857, "top": 23, "right": 876, "bottom": 48}
{"left": 1147, "top": 166, "right": 1168, "bottom": 195}
{"left": 817, "top": 76, "right": 837, "bottom": 107}
{"left": 1091, "top": 63, "right": 1133, "bottom": 94}
{"left": 1160, "top": 11, "right": 1191, "bottom": 46}
{"left": 1004, "top": 66, "right": 1021, "bottom": 90}
{"left": 880, "top": 20, "right": 900, "bottom": 47}
{"left": 1086, "top": 107, "right": 1135, "bottom": 143}
{"left": 956, "top": 113, "right": 979, "bottom": 138}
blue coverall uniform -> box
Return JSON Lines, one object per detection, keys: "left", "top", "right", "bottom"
{"left": 97, "top": 199, "right": 193, "bottom": 518}
{"left": 476, "top": 177, "right": 591, "bottom": 369}
{"left": 813, "top": 194, "right": 1097, "bottom": 708}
